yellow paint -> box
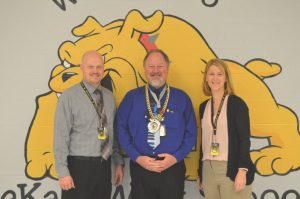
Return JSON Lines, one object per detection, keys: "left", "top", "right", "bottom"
{"left": 25, "top": 10, "right": 300, "bottom": 180}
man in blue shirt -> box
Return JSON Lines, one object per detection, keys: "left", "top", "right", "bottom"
{"left": 117, "top": 49, "right": 197, "bottom": 199}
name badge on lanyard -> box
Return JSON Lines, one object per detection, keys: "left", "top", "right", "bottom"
{"left": 210, "top": 142, "right": 220, "bottom": 156}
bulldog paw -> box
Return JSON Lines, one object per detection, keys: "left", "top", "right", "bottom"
{"left": 251, "top": 145, "right": 300, "bottom": 176}
{"left": 26, "top": 152, "right": 57, "bottom": 180}
{"left": 26, "top": 92, "right": 58, "bottom": 179}
{"left": 26, "top": 151, "right": 58, "bottom": 179}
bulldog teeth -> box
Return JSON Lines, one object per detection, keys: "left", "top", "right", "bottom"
{"left": 63, "top": 60, "right": 71, "bottom": 68}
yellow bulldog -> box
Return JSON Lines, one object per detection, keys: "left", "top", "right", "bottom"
{"left": 25, "top": 10, "right": 300, "bottom": 180}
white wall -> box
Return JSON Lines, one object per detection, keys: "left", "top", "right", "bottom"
{"left": 0, "top": 1, "right": 299, "bottom": 198}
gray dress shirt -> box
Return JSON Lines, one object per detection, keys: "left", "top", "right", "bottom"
{"left": 54, "top": 81, "right": 124, "bottom": 178}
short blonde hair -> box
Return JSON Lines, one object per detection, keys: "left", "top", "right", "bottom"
{"left": 202, "top": 58, "right": 234, "bottom": 96}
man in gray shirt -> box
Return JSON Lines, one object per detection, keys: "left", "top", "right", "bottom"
{"left": 54, "top": 50, "right": 124, "bottom": 199}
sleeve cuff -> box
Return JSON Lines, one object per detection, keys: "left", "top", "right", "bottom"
{"left": 112, "top": 154, "right": 125, "bottom": 166}
{"left": 239, "top": 168, "right": 248, "bottom": 172}
{"left": 56, "top": 166, "right": 70, "bottom": 179}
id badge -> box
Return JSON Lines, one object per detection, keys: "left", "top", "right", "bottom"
{"left": 98, "top": 127, "right": 107, "bottom": 140}
{"left": 210, "top": 143, "right": 220, "bottom": 156}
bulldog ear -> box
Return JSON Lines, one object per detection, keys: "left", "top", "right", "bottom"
{"left": 119, "top": 10, "right": 164, "bottom": 39}
{"left": 72, "top": 16, "right": 104, "bottom": 37}
{"left": 245, "top": 59, "right": 282, "bottom": 79}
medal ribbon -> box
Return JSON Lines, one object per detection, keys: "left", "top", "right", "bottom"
{"left": 145, "top": 84, "right": 170, "bottom": 121}
{"left": 148, "top": 85, "right": 167, "bottom": 108}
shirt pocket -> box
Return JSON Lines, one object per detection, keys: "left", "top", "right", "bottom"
{"left": 163, "top": 108, "right": 182, "bottom": 129}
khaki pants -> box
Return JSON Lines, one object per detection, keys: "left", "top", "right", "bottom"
{"left": 202, "top": 160, "right": 252, "bottom": 199}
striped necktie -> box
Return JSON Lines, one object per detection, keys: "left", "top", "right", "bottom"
{"left": 147, "top": 104, "right": 160, "bottom": 149}
{"left": 94, "top": 88, "right": 110, "bottom": 159}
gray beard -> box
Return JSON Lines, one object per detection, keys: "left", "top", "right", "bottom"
{"left": 148, "top": 78, "right": 165, "bottom": 88}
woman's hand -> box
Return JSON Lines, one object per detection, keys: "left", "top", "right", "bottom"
{"left": 234, "top": 169, "right": 247, "bottom": 192}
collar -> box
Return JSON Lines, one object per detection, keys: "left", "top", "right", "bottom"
{"left": 82, "top": 80, "right": 102, "bottom": 94}
{"left": 148, "top": 83, "right": 166, "bottom": 96}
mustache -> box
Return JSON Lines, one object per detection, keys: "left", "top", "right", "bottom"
{"left": 150, "top": 72, "right": 162, "bottom": 76}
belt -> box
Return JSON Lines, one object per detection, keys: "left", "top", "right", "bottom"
{"left": 68, "top": 156, "right": 107, "bottom": 162}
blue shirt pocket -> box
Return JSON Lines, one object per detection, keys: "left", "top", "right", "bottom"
{"left": 164, "top": 109, "right": 182, "bottom": 129}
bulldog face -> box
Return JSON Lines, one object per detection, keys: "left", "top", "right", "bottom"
{"left": 49, "top": 13, "right": 164, "bottom": 103}
{"left": 49, "top": 34, "right": 146, "bottom": 102}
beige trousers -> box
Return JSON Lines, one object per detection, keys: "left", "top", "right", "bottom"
{"left": 202, "top": 160, "right": 252, "bottom": 199}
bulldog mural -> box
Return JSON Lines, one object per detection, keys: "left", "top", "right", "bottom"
{"left": 25, "top": 10, "right": 300, "bottom": 180}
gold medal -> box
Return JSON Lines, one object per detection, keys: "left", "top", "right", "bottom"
{"left": 145, "top": 84, "right": 170, "bottom": 137}
{"left": 148, "top": 119, "right": 161, "bottom": 133}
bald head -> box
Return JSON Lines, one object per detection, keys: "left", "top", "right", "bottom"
{"left": 80, "top": 51, "right": 104, "bottom": 87}
{"left": 81, "top": 51, "right": 103, "bottom": 64}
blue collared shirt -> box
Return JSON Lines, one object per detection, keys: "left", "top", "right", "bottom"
{"left": 117, "top": 85, "right": 197, "bottom": 162}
